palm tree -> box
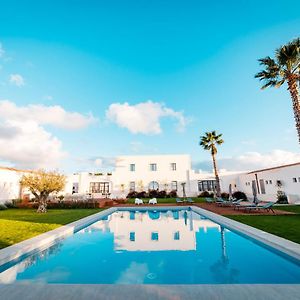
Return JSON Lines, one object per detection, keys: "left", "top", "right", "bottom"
{"left": 199, "top": 131, "right": 224, "bottom": 197}
{"left": 255, "top": 37, "right": 300, "bottom": 142}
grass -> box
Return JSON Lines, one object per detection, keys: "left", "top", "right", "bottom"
{"left": 0, "top": 208, "right": 103, "bottom": 249}
{"left": 126, "top": 197, "right": 205, "bottom": 204}
{"left": 228, "top": 205, "right": 300, "bottom": 244}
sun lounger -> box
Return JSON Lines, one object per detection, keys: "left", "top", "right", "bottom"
{"left": 244, "top": 202, "right": 275, "bottom": 213}
{"left": 149, "top": 198, "right": 157, "bottom": 205}
{"left": 205, "top": 197, "right": 214, "bottom": 203}
{"left": 216, "top": 198, "right": 232, "bottom": 206}
{"left": 135, "top": 198, "right": 143, "bottom": 205}
{"left": 176, "top": 198, "right": 184, "bottom": 204}
{"left": 187, "top": 198, "right": 194, "bottom": 203}
{"left": 231, "top": 199, "right": 243, "bottom": 209}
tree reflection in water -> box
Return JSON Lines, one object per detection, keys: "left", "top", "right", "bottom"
{"left": 210, "top": 226, "right": 239, "bottom": 283}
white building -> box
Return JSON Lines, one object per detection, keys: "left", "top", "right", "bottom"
{"left": 221, "top": 162, "right": 300, "bottom": 204}
{"left": 0, "top": 167, "right": 32, "bottom": 203}
{"left": 0, "top": 155, "right": 300, "bottom": 204}
{"left": 64, "top": 154, "right": 219, "bottom": 199}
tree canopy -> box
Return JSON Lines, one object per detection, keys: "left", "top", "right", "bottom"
{"left": 20, "top": 170, "right": 66, "bottom": 212}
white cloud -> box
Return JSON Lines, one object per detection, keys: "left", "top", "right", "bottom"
{"left": 0, "top": 100, "right": 97, "bottom": 169}
{"left": 9, "top": 74, "right": 25, "bottom": 87}
{"left": 0, "top": 100, "right": 97, "bottom": 130}
{"left": 0, "top": 120, "right": 66, "bottom": 169}
{"left": 106, "top": 100, "right": 188, "bottom": 134}
{"left": 194, "top": 150, "right": 300, "bottom": 172}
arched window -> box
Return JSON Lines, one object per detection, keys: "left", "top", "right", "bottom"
{"left": 149, "top": 181, "right": 159, "bottom": 190}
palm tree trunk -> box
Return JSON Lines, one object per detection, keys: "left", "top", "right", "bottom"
{"left": 287, "top": 75, "right": 300, "bottom": 143}
{"left": 212, "top": 153, "right": 221, "bottom": 197}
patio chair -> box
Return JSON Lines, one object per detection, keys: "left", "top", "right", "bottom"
{"left": 134, "top": 198, "right": 143, "bottom": 205}
{"left": 244, "top": 202, "right": 275, "bottom": 213}
{"left": 176, "top": 198, "right": 184, "bottom": 204}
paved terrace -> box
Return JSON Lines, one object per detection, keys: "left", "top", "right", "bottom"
{"left": 115, "top": 202, "right": 294, "bottom": 215}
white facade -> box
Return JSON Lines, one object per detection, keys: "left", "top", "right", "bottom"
{"left": 1, "top": 155, "right": 300, "bottom": 204}
{"left": 0, "top": 167, "right": 31, "bottom": 203}
{"left": 112, "top": 154, "right": 195, "bottom": 197}
{"left": 220, "top": 163, "right": 300, "bottom": 204}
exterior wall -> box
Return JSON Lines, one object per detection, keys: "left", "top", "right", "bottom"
{"left": 237, "top": 165, "right": 300, "bottom": 204}
{"left": 0, "top": 168, "right": 31, "bottom": 204}
{"left": 64, "top": 172, "right": 112, "bottom": 199}
{"left": 1, "top": 157, "right": 299, "bottom": 204}
{"left": 111, "top": 154, "right": 194, "bottom": 197}
{"left": 220, "top": 164, "right": 300, "bottom": 204}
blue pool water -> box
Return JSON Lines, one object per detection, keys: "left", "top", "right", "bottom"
{"left": 1, "top": 208, "right": 300, "bottom": 284}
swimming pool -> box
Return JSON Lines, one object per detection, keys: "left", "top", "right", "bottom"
{"left": 0, "top": 207, "right": 300, "bottom": 284}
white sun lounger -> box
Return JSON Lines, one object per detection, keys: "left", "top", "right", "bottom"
{"left": 149, "top": 198, "right": 157, "bottom": 205}
{"left": 135, "top": 198, "right": 143, "bottom": 205}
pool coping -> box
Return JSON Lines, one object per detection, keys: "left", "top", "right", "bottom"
{"left": 0, "top": 205, "right": 300, "bottom": 278}
{"left": 1, "top": 283, "right": 300, "bottom": 300}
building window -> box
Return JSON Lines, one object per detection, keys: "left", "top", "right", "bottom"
{"left": 129, "top": 164, "right": 135, "bottom": 172}
{"left": 298, "top": 177, "right": 300, "bottom": 183}
{"left": 72, "top": 182, "right": 79, "bottom": 194}
{"left": 259, "top": 179, "right": 266, "bottom": 194}
{"left": 174, "top": 231, "right": 180, "bottom": 240}
{"left": 198, "top": 180, "right": 216, "bottom": 192}
{"left": 151, "top": 232, "right": 159, "bottom": 241}
{"left": 149, "top": 181, "right": 159, "bottom": 190}
{"left": 171, "top": 181, "right": 178, "bottom": 191}
{"left": 293, "top": 178, "right": 297, "bottom": 183}
{"left": 269, "top": 180, "right": 272, "bottom": 184}
{"left": 170, "top": 163, "right": 176, "bottom": 171}
{"left": 150, "top": 163, "right": 157, "bottom": 171}
{"left": 265, "top": 180, "right": 268, "bottom": 185}
{"left": 130, "top": 232, "right": 135, "bottom": 242}
{"left": 89, "top": 182, "right": 109, "bottom": 194}
{"left": 129, "top": 181, "right": 135, "bottom": 191}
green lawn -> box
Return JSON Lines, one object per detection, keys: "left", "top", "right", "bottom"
{"left": 228, "top": 205, "right": 300, "bottom": 244}
{"left": 126, "top": 197, "right": 205, "bottom": 204}
{"left": 0, "top": 209, "right": 103, "bottom": 249}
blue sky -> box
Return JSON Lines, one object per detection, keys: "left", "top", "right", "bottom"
{"left": 0, "top": 0, "right": 300, "bottom": 172}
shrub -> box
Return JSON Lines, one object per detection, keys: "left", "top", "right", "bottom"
{"left": 221, "top": 192, "right": 229, "bottom": 199}
{"left": 232, "top": 191, "right": 247, "bottom": 200}
{"left": 158, "top": 190, "right": 167, "bottom": 198}
{"left": 126, "top": 191, "right": 138, "bottom": 198}
{"left": 276, "top": 191, "right": 288, "bottom": 204}
{"left": 198, "top": 191, "right": 213, "bottom": 198}
{"left": 168, "top": 190, "right": 178, "bottom": 198}
{"left": 12, "top": 198, "right": 22, "bottom": 206}
{"left": 4, "top": 201, "right": 17, "bottom": 208}
{"left": 136, "top": 191, "right": 148, "bottom": 198}
{"left": 148, "top": 189, "right": 160, "bottom": 198}
{"left": 0, "top": 203, "right": 8, "bottom": 210}
{"left": 47, "top": 201, "right": 96, "bottom": 209}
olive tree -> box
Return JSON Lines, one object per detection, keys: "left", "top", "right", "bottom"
{"left": 20, "top": 170, "right": 66, "bottom": 213}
